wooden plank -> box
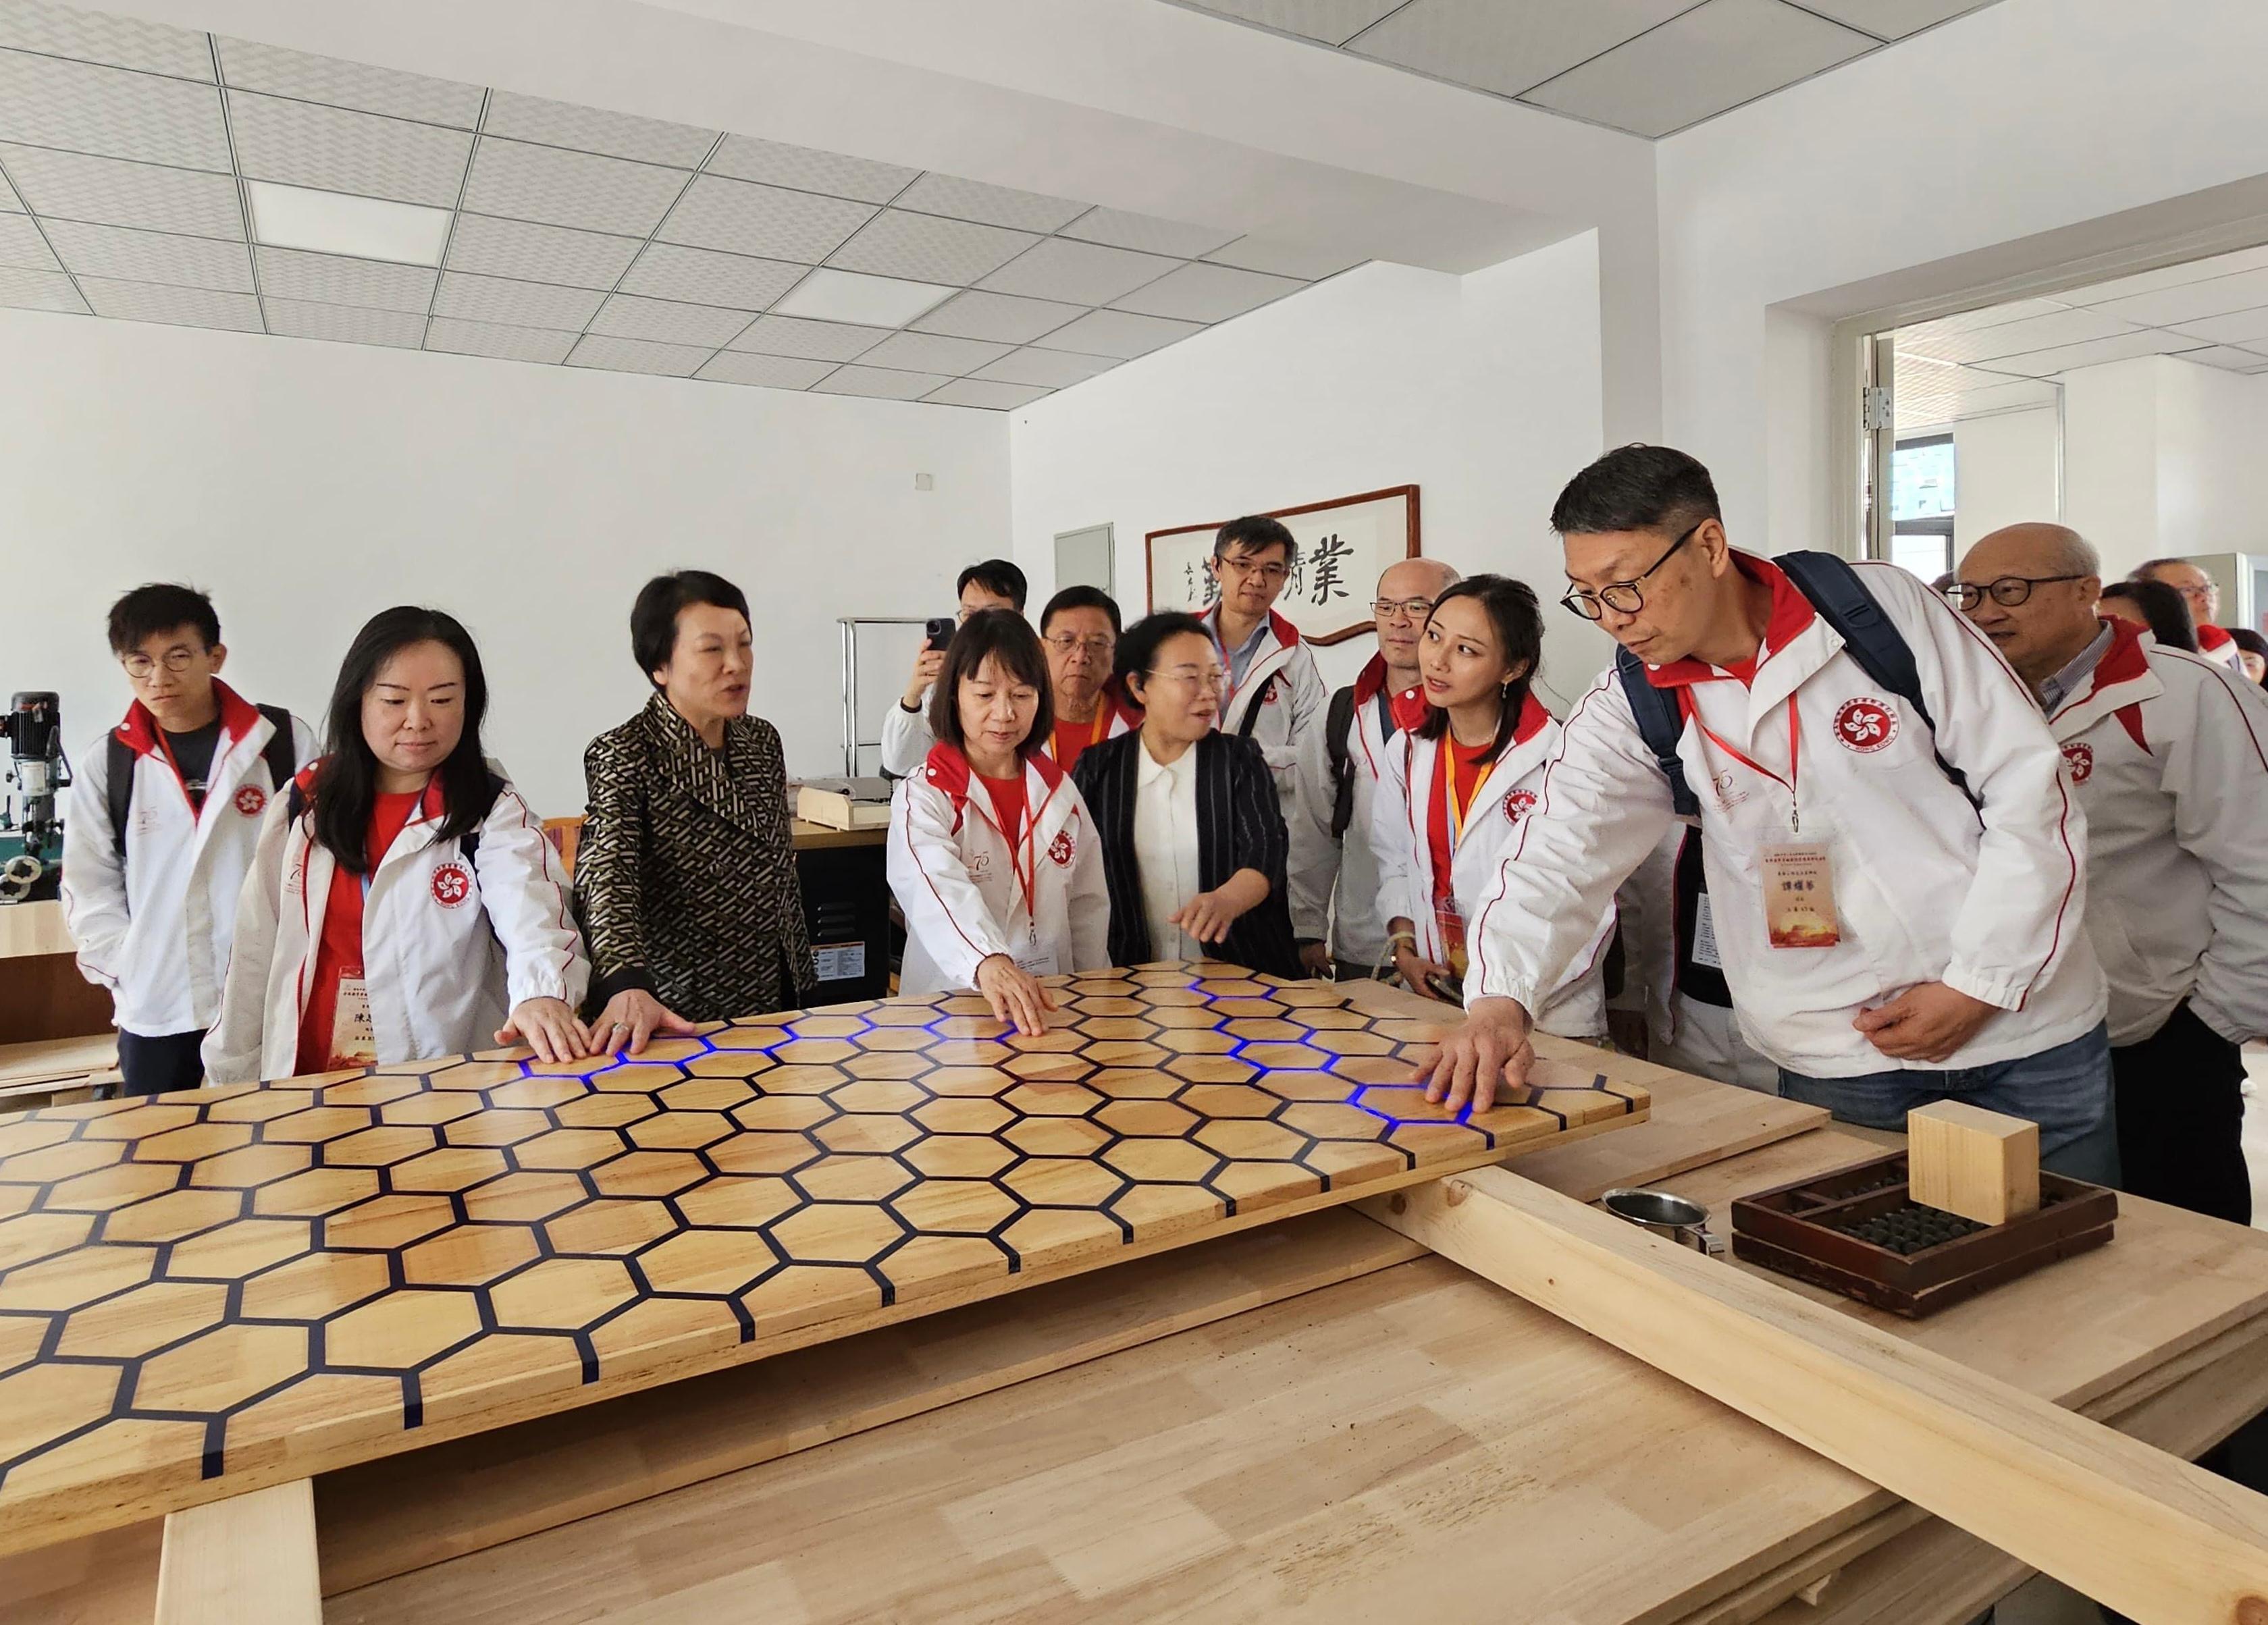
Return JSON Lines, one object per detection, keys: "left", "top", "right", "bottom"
{"left": 155, "top": 1479, "right": 319, "bottom": 1625}
{"left": 1907, "top": 1100, "right": 2038, "bottom": 1225}
{"left": 315, "top": 1206, "right": 1422, "bottom": 1594}
{"left": 1362, "top": 1165, "right": 2268, "bottom": 1625}
{"left": 0, "top": 1032, "right": 118, "bottom": 1089}
{"left": 0, "top": 900, "right": 75, "bottom": 959}
{"left": 0, "top": 954, "right": 113, "bottom": 1045}
{"left": 0, "top": 1514, "right": 161, "bottom": 1625}
{"left": 0, "top": 961, "right": 1647, "bottom": 1559}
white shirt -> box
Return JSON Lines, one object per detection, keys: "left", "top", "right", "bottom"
{"left": 1134, "top": 738, "right": 1203, "bottom": 963}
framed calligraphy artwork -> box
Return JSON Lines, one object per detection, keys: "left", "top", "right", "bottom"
{"left": 1144, "top": 485, "right": 1421, "bottom": 646}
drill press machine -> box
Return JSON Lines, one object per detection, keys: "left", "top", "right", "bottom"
{"left": 0, "top": 693, "right": 71, "bottom": 904}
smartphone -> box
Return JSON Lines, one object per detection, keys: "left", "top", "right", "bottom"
{"left": 1423, "top": 969, "right": 1465, "bottom": 1005}
{"left": 924, "top": 616, "right": 955, "bottom": 652}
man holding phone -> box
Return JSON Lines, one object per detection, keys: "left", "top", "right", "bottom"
{"left": 879, "top": 559, "right": 1027, "bottom": 776}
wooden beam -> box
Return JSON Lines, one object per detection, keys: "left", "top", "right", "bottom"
{"left": 1361, "top": 1167, "right": 2268, "bottom": 1625}
{"left": 155, "top": 1479, "right": 319, "bottom": 1625}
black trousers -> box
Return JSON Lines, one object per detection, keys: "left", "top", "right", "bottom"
{"left": 2110, "top": 1001, "right": 2251, "bottom": 1225}
{"left": 116, "top": 1028, "right": 207, "bottom": 1098}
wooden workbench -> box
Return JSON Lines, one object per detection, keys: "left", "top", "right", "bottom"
{"left": 0, "top": 899, "right": 112, "bottom": 1048}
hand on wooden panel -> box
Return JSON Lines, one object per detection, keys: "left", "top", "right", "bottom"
{"left": 1297, "top": 941, "right": 1334, "bottom": 978}
{"left": 1852, "top": 982, "right": 1997, "bottom": 1063}
{"left": 1410, "top": 995, "right": 1535, "bottom": 1115}
{"left": 591, "top": 988, "right": 699, "bottom": 1057}
{"left": 976, "top": 954, "right": 1057, "bottom": 1037}
{"left": 495, "top": 997, "right": 597, "bottom": 1063}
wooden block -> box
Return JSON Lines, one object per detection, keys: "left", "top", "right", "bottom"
{"left": 1907, "top": 1101, "right": 2038, "bottom": 1225}
{"left": 1364, "top": 1165, "right": 2268, "bottom": 1625}
{"left": 156, "top": 1479, "right": 319, "bottom": 1625}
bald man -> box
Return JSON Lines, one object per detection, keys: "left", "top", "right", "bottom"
{"left": 1957, "top": 523, "right": 2268, "bottom": 1221}
{"left": 1290, "top": 556, "right": 1462, "bottom": 978}
{"left": 2135, "top": 557, "right": 2244, "bottom": 670}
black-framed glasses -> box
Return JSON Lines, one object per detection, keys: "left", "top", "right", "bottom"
{"left": 1371, "top": 597, "right": 1437, "bottom": 622}
{"left": 1944, "top": 574, "right": 2086, "bottom": 612}
{"left": 122, "top": 648, "right": 199, "bottom": 681}
{"left": 1559, "top": 521, "right": 1703, "bottom": 621}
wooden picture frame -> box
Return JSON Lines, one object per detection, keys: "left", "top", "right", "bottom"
{"left": 1144, "top": 484, "right": 1421, "bottom": 646}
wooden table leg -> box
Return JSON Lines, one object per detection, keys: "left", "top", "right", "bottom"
{"left": 156, "top": 1479, "right": 320, "bottom": 1625}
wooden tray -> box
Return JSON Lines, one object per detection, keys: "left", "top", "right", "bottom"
{"left": 0, "top": 962, "right": 1646, "bottom": 1555}
{"left": 1729, "top": 1150, "right": 2115, "bottom": 1316}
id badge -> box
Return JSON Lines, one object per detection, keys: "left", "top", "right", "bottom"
{"left": 1760, "top": 841, "right": 1841, "bottom": 949}
{"left": 1433, "top": 894, "right": 1469, "bottom": 977}
{"left": 1693, "top": 893, "right": 1724, "bottom": 970}
{"left": 331, "top": 971, "right": 378, "bottom": 1066}
{"left": 1013, "top": 918, "right": 1060, "bottom": 978}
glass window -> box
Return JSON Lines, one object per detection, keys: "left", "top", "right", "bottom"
{"left": 1890, "top": 433, "right": 1955, "bottom": 583}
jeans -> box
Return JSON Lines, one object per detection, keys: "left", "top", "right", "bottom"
{"left": 1778, "top": 1021, "right": 2119, "bottom": 1186}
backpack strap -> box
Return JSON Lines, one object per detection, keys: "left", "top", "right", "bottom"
{"left": 1614, "top": 647, "right": 1700, "bottom": 818}
{"left": 256, "top": 704, "right": 297, "bottom": 794}
{"left": 106, "top": 733, "right": 134, "bottom": 860}
{"left": 1775, "top": 551, "right": 1981, "bottom": 815}
{"left": 1235, "top": 672, "right": 1279, "bottom": 739}
{"left": 1324, "top": 685, "right": 1356, "bottom": 840}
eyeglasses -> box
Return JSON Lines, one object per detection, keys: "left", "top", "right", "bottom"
{"left": 1944, "top": 574, "right": 2086, "bottom": 611}
{"left": 122, "top": 649, "right": 199, "bottom": 680}
{"left": 1560, "top": 521, "right": 1704, "bottom": 621}
{"left": 1371, "top": 597, "right": 1437, "bottom": 622}
{"left": 1217, "top": 557, "right": 1290, "bottom": 585}
{"left": 1043, "top": 633, "right": 1115, "bottom": 656}
{"left": 1149, "top": 664, "right": 1227, "bottom": 693}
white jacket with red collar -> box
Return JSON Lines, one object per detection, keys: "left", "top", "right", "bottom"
{"left": 1371, "top": 691, "right": 1614, "bottom": 1038}
{"left": 61, "top": 683, "right": 319, "bottom": 1037}
{"left": 202, "top": 761, "right": 587, "bottom": 1084}
{"left": 2196, "top": 622, "right": 2244, "bottom": 672}
{"left": 1469, "top": 553, "right": 2105, "bottom": 1077}
{"left": 1203, "top": 606, "right": 1327, "bottom": 791}
{"left": 889, "top": 743, "right": 1111, "bottom": 994}
{"left": 2047, "top": 619, "right": 2268, "bottom": 1047}
{"left": 1289, "top": 654, "right": 1403, "bottom": 965}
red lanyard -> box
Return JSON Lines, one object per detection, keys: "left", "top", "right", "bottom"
{"left": 1682, "top": 694, "right": 1805, "bottom": 834}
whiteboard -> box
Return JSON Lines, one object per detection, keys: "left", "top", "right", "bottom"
{"left": 1144, "top": 485, "right": 1419, "bottom": 645}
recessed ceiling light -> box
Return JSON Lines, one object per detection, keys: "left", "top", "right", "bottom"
{"left": 245, "top": 180, "right": 452, "bottom": 267}
{"left": 772, "top": 268, "right": 955, "bottom": 328}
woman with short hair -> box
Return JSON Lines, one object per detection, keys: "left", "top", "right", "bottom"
{"left": 577, "top": 570, "right": 812, "bottom": 1052}
{"left": 1072, "top": 613, "right": 1301, "bottom": 979}
{"left": 888, "top": 610, "right": 1110, "bottom": 1035}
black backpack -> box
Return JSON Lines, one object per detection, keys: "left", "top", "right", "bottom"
{"left": 1614, "top": 551, "right": 1981, "bottom": 820}
{"left": 108, "top": 704, "right": 296, "bottom": 861}
{"left": 1321, "top": 683, "right": 1398, "bottom": 841}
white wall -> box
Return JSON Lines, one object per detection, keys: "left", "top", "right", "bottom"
{"left": 1952, "top": 408, "right": 2060, "bottom": 556}
{"left": 0, "top": 310, "right": 1010, "bottom": 816}
{"left": 2061, "top": 355, "right": 2265, "bottom": 577}
{"left": 1005, "top": 240, "right": 1615, "bottom": 713}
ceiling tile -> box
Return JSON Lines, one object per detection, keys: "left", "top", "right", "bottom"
{"left": 264, "top": 296, "right": 426, "bottom": 348}
{"left": 43, "top": 217, "right": 250, "bottom": 290}
{"left": 1793, "top": 0, "right": 1993, "bottom": 38}
{"left": 2163, "top": 306, "right": 2268, "bottom": 348}
{"left": 658, "top": 174, "right": 872, "bottom": 263}
{"left": 2169, "top": 345, "right": 2268, "bottom": 372}
{"left": 811, "top": 364, "right": 951, "bottom": 400}
{"left": 1348, "top": 0, "right": 1695, "bottom": 99}
{"left": 0, "top": 142, "right": 243, "bottom": 236}
{"left": 924, "top": 378, "right": 1051, "bottom": 410}
{"left": 2056, "top": 246, "right": 2268, "bottom": 307}
{"left": 424, "top": 315, "right": 575, "bottom": 363}
{"left": 912, "top": 289, "right": 1084, "bottom": 344}
{"left": 213, "top": 36, "right": 483, "bottom": 126}
{"left": 1058, "top": 207, "right": 1238, "bottom": 259}
{"left": 566, "top": 332, "right": 710, "bottom": 377}
{"left": 978, "top": 238, "right": 1180, "bottom": 305}
{"left": 1113, "top": 260, "right": 1302, "bottom": 321}
{"left": 706, "top": 135, "right": 919, "bottom": 205}
{"left": 1030, "top": 307, "right": 1203, "bottom": 358}
{"left": 0, "top": 0, "right": 215, "bottom": 79}
{"left": 430, "top": 270, "right": 604, "bottom": 329}
{"left": 826, "top": 209, "right": 1035, "bottom": 286}
{"left": 479, "top": 90, "right": 717, "bottom": 169}
{"left": 1974, "top": 329, "right": 2192, "bottom": 378}
{"left": 1167, "top": 0, "right": 1407, "bottom": 46}
{"left": 588, "top": 290, "right": 753, "bottom": 346}
{"left": 1901, "top": 304, "right": 2137, "bottom": 364}
{"left": 727, "top": 313, "right": 889, "bottom": 361}
{"left": 854, "top": 330, "right": 1013, "bottom": 375}
{"left": 226, "top": 91, "right": 473, "bottom": 209}
{"left": 255, "top": 244, "right": 434, "bottom": 311}
{"left": 619, "top": 240, "right": 802, "bottom": 309}
{"left": 695, "top": 350, "right": 837, "bottom": 389}
{"left": 76, "top": 275, "right": 261, "bottom": 330}
{"left": 0, "top": 262, "right": 84, "bottom": 311}
{"left": 891, "top": 173, "right": 1086, "bottom": 233}
{"left": 2089, "top": 266, "right": 2268, "bottom": 329}
{"left": 972, "top": 346, "right": 1120, "bottom": 387}
{"left": 0, "top": 209, "right": 56, "bottom": 269}
{"left": 443, "top": 212, "right": 640, "bottom": 290}
{"left": 1895, "top": 296, "right": 2073, "bottom": 341}
{"left": 460, "top": 136, "right": 689, "bottom": 238}
{"left": 1521, "top": 0, "right": 1874, "bottom": 138}
{"left": 0, "top": 46, "right": 232, "bottom": 169}
{"left": 1201, "top": 236, "right": 1362, "bottom": 279}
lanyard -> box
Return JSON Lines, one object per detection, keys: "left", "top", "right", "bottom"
{"left": 1682, "top": 694, "right": 1805, "bottom": 834}
{"left": 1439, "top": 738, "right": 1489, "bottom": 847}
{"left": 1047, "top": 703, "right": 1112, "bottom": 762}
{"left": 981, "top": 777, "right": 1039, "bottom": 920}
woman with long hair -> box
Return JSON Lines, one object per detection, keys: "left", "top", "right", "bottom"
{"left": 888, "top": 610, "right": 1110, "bottom": 1036}
{"left": 1371, "top": 575, "right": 1614, "bottom": 1036}
{"left": 205, "top": 607, "right": 589, "bottom": 1082}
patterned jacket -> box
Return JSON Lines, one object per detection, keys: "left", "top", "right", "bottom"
{"left": 576, "top": 693, "right": 813, "bottom": 1022}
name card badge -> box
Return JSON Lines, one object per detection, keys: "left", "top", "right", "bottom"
{"left": 1432, "top": 894, "right": 1469, "bottom": 977}
{"left": 1761, "top": 839, "right": 1841, "bottom": 949}
{"left": 332, "top": 972, "right": 379, "bottom": 1066}
{"left": 1693, "top": 892, "right": 1724, "bottom": 970}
